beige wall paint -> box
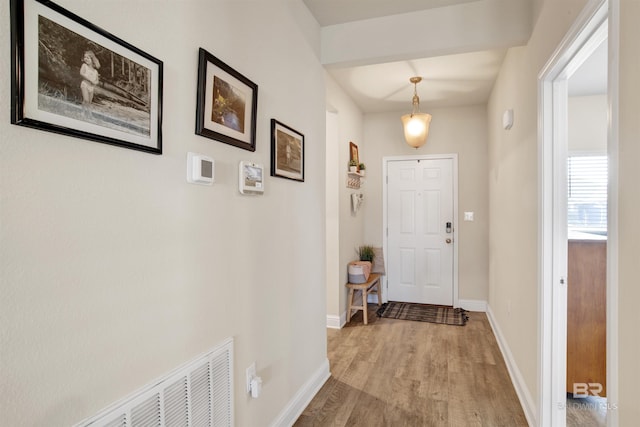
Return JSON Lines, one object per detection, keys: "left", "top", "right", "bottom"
{"left": 488, "top": 43, "right": 540, "bottom": 407}
{"left": 0, "top": 1, "right": 327, "bottom": 425}
{"left": 618, "top": 0, "right": 640, "bottom": 422}
{"left": 362, "top": 105, "right": 489, "bottom": 302}
{"left": 325, "top": 73, "right": 365, "bottom": 319}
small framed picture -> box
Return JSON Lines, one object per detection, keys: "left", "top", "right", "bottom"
{"left": 271, "top": 119, "right": 304, "bottom": 182}
{"left": 195, "top": 48, "right": 258, "bottom": 151}
{"left": 349, "top": 141, "right": 360, "bottom": 172}
{"left": 10, "top": 0, "right": 163, "bottom": 154}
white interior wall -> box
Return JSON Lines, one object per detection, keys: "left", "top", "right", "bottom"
{"left": 325, "top": 73, "right": 365, "bottom": 321}
{"left": 325, "top": 111, "right": 341, "bottom": 320}
{"left": 0, "top": 1, "right": 328, "bottom": 425}
{"left": 362, "top": 105, "right": 489, "bottom": 303}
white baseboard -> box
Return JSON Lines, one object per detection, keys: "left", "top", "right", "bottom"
{"left": 458, "top": 299, "right": 487, "bottom": 312}
{"left": 486, "top": 305, "right": 536, "bottom": 427}
{"left": 326, "top": 313, "right": 346, "bottom": 329}
{"left": 269, "top": 358, "right": 330, "bottom": 427}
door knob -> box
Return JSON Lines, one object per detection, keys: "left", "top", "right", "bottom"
{"left": 446, "top": 238, "right": 452, "bottom": 244}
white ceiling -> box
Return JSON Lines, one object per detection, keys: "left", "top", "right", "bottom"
{"left": 327, "top": 49, "right": 508, "bottom": 113}
{"left": 304, "top": 0, "right": 607, "bottom": 113}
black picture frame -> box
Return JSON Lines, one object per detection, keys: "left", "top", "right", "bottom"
{"left": 271, "top": 119, "right": 304, "bottom": 182}
{"left": 10, "top": 0, "right": 163, "bottom": 154}
{"left": 195, "top": 48, "right": 258, "bottom": 152}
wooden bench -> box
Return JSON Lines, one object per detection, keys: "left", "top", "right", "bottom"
{"left": 346, "top": 273, "right": 382, "bottom": 325}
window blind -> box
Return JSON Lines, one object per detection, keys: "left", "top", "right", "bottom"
{"left": 567, "top": 155, "right": 608, "bottom": 232}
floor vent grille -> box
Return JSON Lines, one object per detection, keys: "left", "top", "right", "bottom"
{"left": 78, "top": 338, "right": 233, "bottom": 427}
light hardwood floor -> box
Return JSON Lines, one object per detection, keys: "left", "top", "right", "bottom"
{"left": 295, "top": 305, "right": 528, "bottom": 427}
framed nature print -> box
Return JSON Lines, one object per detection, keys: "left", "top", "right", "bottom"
{"left": 10, "top": 0, "right": 163, "bottom": 154}
{"left": 271, "top": 119, "right": 304, "bottom": 182}
{"left": 196, "top": 48, "right": 258, "bottom": 151}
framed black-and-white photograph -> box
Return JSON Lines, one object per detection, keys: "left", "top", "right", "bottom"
{"left": 196, "top": 48, "right": 258, "bottom": 151}
{"left": 10, "top": 0, "right": 163, "bottom": 154}
{"left": 271, "top": 119, "right": 304, "bottom": 182}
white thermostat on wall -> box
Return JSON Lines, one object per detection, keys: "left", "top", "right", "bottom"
{"left": 239, "top": 161, "right": 264, "bottom": 195}
{"left": 187, "top": 152, "right": 214, "bottom": 185}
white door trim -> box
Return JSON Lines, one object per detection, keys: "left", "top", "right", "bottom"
{"left": 537, "top": 0, "right": 618, "bottom": 425}
{"left": 382, "top": 154, "right": 459, "bottom": 307}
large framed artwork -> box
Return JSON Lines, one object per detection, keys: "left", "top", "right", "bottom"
{"left": 195, "top": 48, "right": 258, "bottom": 152}
{"left": 10, "top": 0, "right": 164, "bottom": 154}
{"left": 271, "top": 119, "right": 304, "bottom": 182}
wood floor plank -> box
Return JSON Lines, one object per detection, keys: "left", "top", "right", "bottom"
{"left": 294, "top": 306, "right": 528, "bottom": 427}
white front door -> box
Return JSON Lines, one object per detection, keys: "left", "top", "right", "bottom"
{"left": 387, "top": 158, "right": 455, "bottom": 305}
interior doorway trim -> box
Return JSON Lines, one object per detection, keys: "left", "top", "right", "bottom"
{"left": 382, "top": 154, "right": 459, "bottom": 307}
{"left": 537, "top": 0, "right": 618, "bottom": 425}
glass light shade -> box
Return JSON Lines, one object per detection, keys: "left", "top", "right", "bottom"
{"left": 401, "top": 113, "right": 432, "bottom": 148}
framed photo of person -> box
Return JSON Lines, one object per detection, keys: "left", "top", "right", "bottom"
{"left": 195, "top": 48, "right": 258, "bottom": 152}
{"left": 10, "top": 0, "right": 164, "bottom": 154}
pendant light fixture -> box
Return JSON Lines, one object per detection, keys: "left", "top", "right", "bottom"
{"left": 400, "top": 76, "right": 432, "bottom": 148}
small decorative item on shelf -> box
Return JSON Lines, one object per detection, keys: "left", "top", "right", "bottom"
{"left": 358, "top": 163, "right": 366, "bottom": 176}
{"left": 349, "top": 159, "right": 358, "bottom": 173}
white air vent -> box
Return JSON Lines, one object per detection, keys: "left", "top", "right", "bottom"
{"left": 78, "top": 338, "right": 233, "bottom": 427}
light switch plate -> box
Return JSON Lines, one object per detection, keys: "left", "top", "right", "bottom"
{"left": 464, "top": 212, "right": 474, "bottom": 221}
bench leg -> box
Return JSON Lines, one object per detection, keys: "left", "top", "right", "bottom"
{"left": 346, "top": 288, "right": 354, "bottom": 323}
{"left": 375, "top": 278, "right": 382, "bottom": 306}
{"left": 362, "top": 289, "right": 368, "bottom": 325}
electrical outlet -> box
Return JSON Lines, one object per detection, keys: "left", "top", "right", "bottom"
{"left": 246, "top": 362, "right": 256, "bottom": 394}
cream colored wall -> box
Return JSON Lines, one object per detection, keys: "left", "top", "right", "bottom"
{"left": 487, "top": 0, "right": 591, "bottom": 413}
{"left": 325, "top": 74, "right": 365, "bottom": 319}
{"left": 568, "top": 94, "right": 607, "bottom": 153}
{"left": 362, "top": 105, "right": 489, "bottom": 302}
{"left": 325, "top": 111, "right": 341, "bottom": 318}
{"left": 618, "top": 0, "right": 640, "bottom": 422}
{"left": 0, "top": 1, "right": 327, "bottom": 425}
{"left": 487, "top": 44, "right": 540, "bottom": 406}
